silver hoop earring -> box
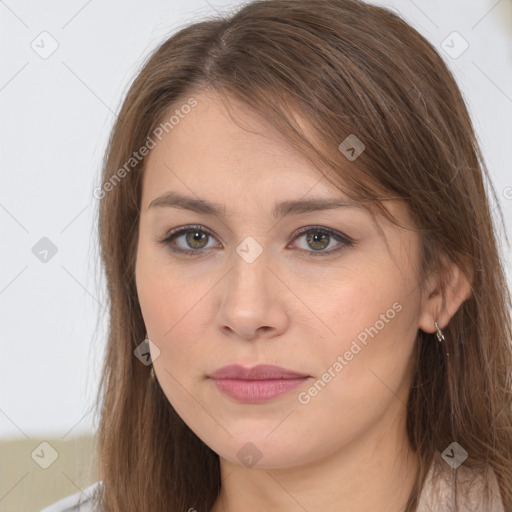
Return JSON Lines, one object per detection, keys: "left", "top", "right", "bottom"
{"left": 435, "top": 322, "right": 444, "bottom": 342}
{"left": 435, "top": 321, "right": 449, "bottom": 357}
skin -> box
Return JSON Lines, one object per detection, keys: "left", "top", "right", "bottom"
{"left": 135, "top": 90, "right": 470, "bottom": 512}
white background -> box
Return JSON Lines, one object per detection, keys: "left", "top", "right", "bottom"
{"left": 1, "top": 0, "right": 511, "bottom": 440}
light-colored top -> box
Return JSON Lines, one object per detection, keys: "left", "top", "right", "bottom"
{"left": 39, "top": 482, "right": 102, "bottom": 512}
{"left": 40, "top": 452, "right": 506, "bottom": 512}
{"left": 416, "top": 451, "right": 505, "bottom": 511}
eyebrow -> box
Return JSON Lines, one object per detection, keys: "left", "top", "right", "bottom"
{"left": 148, "top": 191, "right": 362, "bottom": 219}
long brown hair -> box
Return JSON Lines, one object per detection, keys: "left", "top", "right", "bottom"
{"left": 93, "top": 0, "right": 512, "bottom": 510}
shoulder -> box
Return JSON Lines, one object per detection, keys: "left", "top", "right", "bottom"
{"left": 39, "top": 481, "right": 103, "bottom": 512}
{"left": 417, "top": 451, "right": 505, "bottom": 512}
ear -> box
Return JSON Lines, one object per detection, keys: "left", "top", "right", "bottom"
{"left": 418, "top": 254, "right": 472, "bottom": 333}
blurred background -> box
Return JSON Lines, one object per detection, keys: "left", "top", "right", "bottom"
{"left": 1, "top": 0, "right": 511, "bottom": 510}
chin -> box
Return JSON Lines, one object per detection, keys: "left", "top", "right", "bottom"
{"left": 205, "top": 433, "right": 315, "bottom": 470}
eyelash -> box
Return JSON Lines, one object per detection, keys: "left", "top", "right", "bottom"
{"left": 158, "top": 224, "right": 354, "bottom": 258}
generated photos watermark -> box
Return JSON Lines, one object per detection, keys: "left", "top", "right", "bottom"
{"left": 297, "top": 301, "right": 403, "bottom": 405}
{"left": 93, "top": 97, "right": 198, "bottom": 200}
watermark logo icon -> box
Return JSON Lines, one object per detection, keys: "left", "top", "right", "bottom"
{"left": 31, "top": 441, "right": 59, "bottom": 469}
{"left": 32, "top": 237, "right": 58, "bottom": 263}
{"left": 236, "top": 442, "right": 263, "bottom": 468}
{"left": 236, "top": 237, "right": 263, "bottom": 264}
{"left": 31, "top": 31, "right": 59, "bottom": 59}
{"left": 441, "top": 32, "right": 469, "bottom": 60}
{"left": 134, "top": 338, "right": 161, "bottom": 365}
{"left": 338, "top": 134, "right": 365, "bottom": 161}
{"left": 441, "top": 441, "right": 468, "bottom": 469}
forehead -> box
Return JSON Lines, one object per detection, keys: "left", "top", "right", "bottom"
{"left": 141, "top": 91, "right": 347, "bottom": 204}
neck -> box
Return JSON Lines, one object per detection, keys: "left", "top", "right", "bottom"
{"left": 210, "top": 412, "right": 419, "bottom": 512}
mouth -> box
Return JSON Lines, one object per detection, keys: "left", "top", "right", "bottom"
{"left": 208, "top": 364, "right": 311, "bottom": 403}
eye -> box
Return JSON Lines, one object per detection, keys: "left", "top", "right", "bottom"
{"left": 289, "top": 225, "right": 354, "bottom": 257}
{"left": 159, "top": 225, "right": 219, "bottom": 256}
{"left": 158, "top": 225, "right": 354, "bottom": 258}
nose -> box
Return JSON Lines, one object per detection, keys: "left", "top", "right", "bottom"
{"left": 215, "top": 249, "right": 290, "bottom": 342}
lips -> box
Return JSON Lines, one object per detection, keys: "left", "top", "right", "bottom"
{"left": 208, "top": 364, "right": 310, "bottom": 380}
{"left": 208, "top": 364, "right": 311, "bottom": 403}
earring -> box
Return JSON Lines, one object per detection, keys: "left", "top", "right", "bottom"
{"left": 435, "top": 321, "right": 449, "bottom": 357}
{"left": 434, "top": 322, "right": 444, "bottom": 342}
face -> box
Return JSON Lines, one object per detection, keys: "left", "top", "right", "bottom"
{"left": 135, "top": 90, "right": 426, "bottom": 469}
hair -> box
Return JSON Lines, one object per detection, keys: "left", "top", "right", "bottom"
{"left": 92, "top": 0, "right": 512, "bottom": 510}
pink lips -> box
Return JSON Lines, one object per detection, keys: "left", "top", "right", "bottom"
{"left": 208, "top": 364, "right": 311, "bottom": 403}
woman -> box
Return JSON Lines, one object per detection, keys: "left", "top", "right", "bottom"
{"left": 41, "top": 0, "right": 512, "bottom": 510}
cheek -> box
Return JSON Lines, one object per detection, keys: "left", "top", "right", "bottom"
{"left": 136, "top": 243, "right": 199, "bottom": 337}
{"left": 308, "top": 273, "right": 401, "bottom": 337}
{"left": 135, "top": 255, "right": 213, "bottom": 380}
{"left": 136, "top": 266, "right": 207, "bottom": 417}
{"left": 309, "top": 266, "right": 419, "bottom": 386}
{"left": 292, "top": 284, "right": 418, "bottom": 452}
